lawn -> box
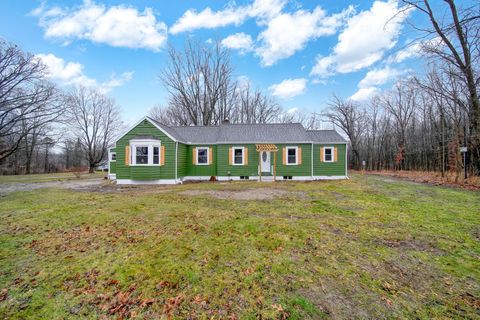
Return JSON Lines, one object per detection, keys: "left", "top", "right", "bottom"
{"left": 0, "top": 175, "right": 479, "bottom": 319}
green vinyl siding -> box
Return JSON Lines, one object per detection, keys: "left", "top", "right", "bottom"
{"left": 275, "top": 144, "right": 312, "bottom": 176}
{"left": 116, "top": 119, "right": 176, "bottom": 180}
{"left": 177, "top": 143, "right": 188, "bottom": 178}
{"left": 109, "top": 161, "right": 116, "bottom": 174}
{"left": 186, "top": 145, "right": 217, "bottom": 176}
{"left": 216, "top": 144, "right": 260, "bottom": 177}
{"left": 313, "top": 144, "right": 347, "bottom": 176}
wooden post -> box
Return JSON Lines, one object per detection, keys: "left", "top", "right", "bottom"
{"left": 273, "top": 151, "right": 277, "bottom": 181}
{"left": 259, "top": 151, "right": 262, "bottom": 182}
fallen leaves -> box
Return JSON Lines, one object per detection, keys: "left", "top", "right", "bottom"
{"left": 0, "top": 288, "right": 8, "bottom": 302}
{"left": 163, "top": 294, "right": 184, "bottom": 317}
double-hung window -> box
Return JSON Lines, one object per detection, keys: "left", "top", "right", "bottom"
{"left": 286, "top": 147, "right": 298, "bottom": 165}
{"left": 196, "top": 147, "right": 209, "bottom": 165}
{"left": 233, "top": 147, "right": 244, "bottom": 165}
{"left": 130, "top": 140, "right": 161, "bottom": 166}
{"left": 324, "top": 147, "right": 333, "bottom": 162}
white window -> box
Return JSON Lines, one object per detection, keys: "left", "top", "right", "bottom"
{"left": 110, "top": 152, "right": 116, "bottom": 161}
{"left": 233, "top": 147, "right": 244, "bottom": 165}
{"left": 324, "top": 147, "right": 334, "bottom": 162}
{"left": 130, "top": 140, "right": 161, "bottom": 166}
{"left": 196, "top": 147, "right": 209, "bottom": 165}
{"left": 286, "top": 147, "right": 298, "bottom": 165}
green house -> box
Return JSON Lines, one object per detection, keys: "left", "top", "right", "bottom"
{"left": 108, "top": 116, "right": 348, "bottom": 184}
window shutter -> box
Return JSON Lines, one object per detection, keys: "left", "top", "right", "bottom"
{"left": 228, "top": 147, "right": 232, "bottom": 165}
{"left": 161, "top": 146, "right": 165, "bottom": 166}
{"left": 298, "top": 147, "right": 302, "bottom": 165}
{"left": 244, "top": 147, "right": 248, "bottom": 165}
{"left": 125, "top": 145, "right": 130, "bottom": 165}
{"left": 192, "top": 147, "right": 196, "bottom": 165}
{"left": 209, "top": 147, "right": 213, "bottom": 165}
{"left": 334, "top": 146, "right": 338, "bottom": 162}
{"left": 282, "top": 147, "right": 286, "bottom": 165}
{"left": 320, "top": 147, "right": 324, "bottom": 162}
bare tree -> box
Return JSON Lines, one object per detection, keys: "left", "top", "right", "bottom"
{"left": 65, "top": 86, "right": 122, "bottom": 173}
{"left": 0, "top": 40, "right": 64, "bottom": 161}
{"left": 160, "top": 40, "right": 235, "bottom": 126}
{"left": 324, "top": 95, "right": 366, "bottom": 169}
{"left": 401, "top": 0, "right": 480, "bottom": 172}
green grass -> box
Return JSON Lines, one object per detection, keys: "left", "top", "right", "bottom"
{"left": 0, "top": 174, "right": 479, "bottom": 319}
{"left": 0, "top": 171, "right": 104, "bottom": 183}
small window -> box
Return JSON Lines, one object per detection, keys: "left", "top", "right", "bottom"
{"left": 153, "top": 146, "right": 159, "bottom": 164}
{"left": 111, "top": 153, "right": 116, "bottom": 161}
{"left": 240, "top": 176, "right": 249, "bottom": 180}
{"left": 233, "top": 147, "right": 244, "bottom": 165}
{"left": 324, "top": 147, "right": 333, "bottom": 162}
{"left": 136, "top": 146, "right": 148, "bottom": 164}
{"left": 287, "top": 147, "right": 297, "bottom": 165}
{"left": 283, "top": 176, "right": 292, "bottom": 180}
{"left": 197, "top": 147, "right": 209, "bottom": 165}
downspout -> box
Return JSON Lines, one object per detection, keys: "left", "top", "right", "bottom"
{"left": 345, "top": 143, "right": 349, "bottom": 179}
{"left": 311, "top": 143, "right": 314, "bottom": 179}
{"left": 175, "top": 142, "right": 178, "bottom": 182}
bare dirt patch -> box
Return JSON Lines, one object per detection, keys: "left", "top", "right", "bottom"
{"left": 0, "top": 179, "right": 104, "bottom": 196}
{"left": 178, "top": 188, "right": 306, "bottom": 200}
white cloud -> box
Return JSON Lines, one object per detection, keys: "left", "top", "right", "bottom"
{"left": 350, "top": 87, "right": 379, "bottom": 101}
{"left": 358, "top": 66, "right": 402, "bottom": 88}
{"left": 36, "top": 53, "right": 133, "bottom": 93}
{"left": 269, "top": 78, "right": 307, "bottom": 99}
{"left": 256, "top": 6, "right": 354, "bottom": 66}
{"left": 388, "top": 37, "right": 442, "bottom": 63}
{"left": 170, "top": 0, "right": 286, "bottom": 34}
{"left": 221, "top": 33, "right": 253, "bottom": 53}
{"left": 350, "top": 66, "right": 407, "bottom": 101}
{"left": 311, "top": 0, "right": 411, "bottom": 77}
{"left": 32, "top": 1, "right": 168, "bottom": 51}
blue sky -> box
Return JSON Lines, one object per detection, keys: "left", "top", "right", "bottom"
{"left": 0, "top": 0, "right": 438, "bottom": 123}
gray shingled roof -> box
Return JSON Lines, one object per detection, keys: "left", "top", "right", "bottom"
{"left": 147, "top": 117, "right": 346, "bottom": 144}
{"left": 307, "top": 130, "right": 347, "bottom": 143}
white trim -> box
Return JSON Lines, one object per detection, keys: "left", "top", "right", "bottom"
{"left": 116, "top": 175, "right": 347, "bottom": 184}
{"left": 216, "top": 176, "right": 259, "bottom": 181}
{"left": 108, "top": 173, "right": 116, "bottom": 180}
{"left": 313, "top": 175, "right": 348, "bottom": 180}
{"left": 115, "top": 117, "right": 179, "bottom": 144}
{"left": 232, "top": 146, "right": 245, "bottom": 165}
{"left": 130, "top": 140, "right": 161, "bottom": 166}
{"left": 117, "top": 179, "right": 181, "bottom": 185}
{"left": 181, "top": 176, "right": 212, "bottom": 181}
{"left": 286, "top": 146, "right": 298, "bottom": 165}
{"left": 195, "top": 147, "right": 210, "bottom": 165}
{"left": 323, "top": 146, "right": 334, "bottom": 163}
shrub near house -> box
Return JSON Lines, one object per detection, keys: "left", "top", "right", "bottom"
{"left": 108, "top": 117, "right": 347, "bottom": 184}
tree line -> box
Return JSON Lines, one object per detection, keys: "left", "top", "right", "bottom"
{"left": 150, "top": 40, "right": 320, "bottom": 128}
{"left": 324, "top": 0, "right": 479, "bottom": 178}
{"left": 0, "top": 41, "right": 122, "bottom": 174}
{"left": 2, "top": 0, "right": 477, "bottom": 178}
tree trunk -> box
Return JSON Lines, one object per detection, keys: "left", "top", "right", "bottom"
{"left": 89, "top": 164, "right": 95, "bottom": 173}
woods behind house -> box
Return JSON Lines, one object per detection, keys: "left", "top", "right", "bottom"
{"left": 0, "top": 0, "right": 478, "bottom": 178}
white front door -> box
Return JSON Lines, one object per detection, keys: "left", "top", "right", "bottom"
{"left": 261, "top": 151, "right": 271, "bottom": 173}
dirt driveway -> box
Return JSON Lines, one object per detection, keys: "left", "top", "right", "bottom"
{"left": 0, "top": 179, "right": 105, "bottom": 196}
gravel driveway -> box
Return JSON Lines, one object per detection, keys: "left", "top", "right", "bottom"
{"left": 0, "top": 179, "right": 105, "bottom": 196}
